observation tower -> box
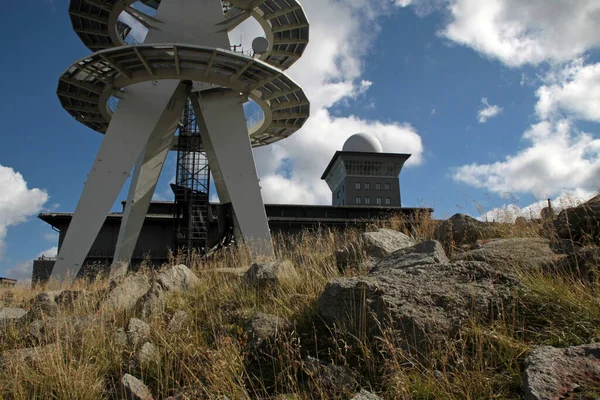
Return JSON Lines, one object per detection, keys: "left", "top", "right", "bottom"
{"left": 53, "top": 0, "right": 310, "bottom": 281}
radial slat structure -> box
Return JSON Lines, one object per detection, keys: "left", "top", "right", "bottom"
{"left": 69, "top": 0, "right": 309, "bottom": 71}
{"left": 57, "top": 44, "right": 309, "bottom": 147}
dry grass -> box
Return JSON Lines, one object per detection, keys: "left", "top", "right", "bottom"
{"left": 0, "top": 213, "right": 599, "bottom": 399}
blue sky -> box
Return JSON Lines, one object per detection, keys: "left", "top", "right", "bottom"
{"left": 1, "top": 0, "right": 599, "bottom": 280}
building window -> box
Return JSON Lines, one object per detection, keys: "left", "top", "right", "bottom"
{"left": 385, "top": 197, "right": 391, "bottom": 205}
{"left": 355, "top": 182, "right": 361, "bottom": 190}
{"left": 337, "top": 190, "right": 340, "bottom": 199}
{"left": 376, "top": 197, "right": 382, "bottom": 205}
{"left": 365, "top": 197, "right": 371, "bottom": 205}
{"left": 356, "top": 197, "right": 362, "bottom": 205}
{"left": 365, "top": 183, "right": 370, "bottom": 190}
{"left": 384, "top": 183, "right": 390, "bottom": 190}
{"left": 376, "top": 183, "right": 381, "bottom": 191}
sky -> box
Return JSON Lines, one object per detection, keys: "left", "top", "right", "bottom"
{"left": 1, "top": 0, "right": 599, "bottom": 280}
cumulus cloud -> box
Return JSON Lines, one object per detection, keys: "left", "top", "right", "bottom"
{"left": 452, "top": 120, "right": 600, "bottom": 199}
{"left": 441, "top": 0, "right": 600, "bottom": 67}
{"left": 4, "top": 246, "right": 57, "bottom": 282}
{"left": 0, "top": 165, "right": 48, "bottom": 259}
{"left": 230, "top": 0, "right": 424, "bottom": 205}
{"left": 395, "top": 0, "right": 600, "bottom": 67}
{"left": 480, "top": 189, "right": 597, "bottom": 223}
{"left": 536, "top": 59, "right": 600, "bottom": 122}
{"left": 477, "top": 98, "right": 503, "bottom": 123}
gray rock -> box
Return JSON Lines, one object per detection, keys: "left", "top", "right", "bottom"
{"left": 551, "top": 246, "right": 600, "bottom": 282}
{"left": 109, "top": 262, "right": 129, "bottom": 282}
{"left": 436, "top": 213, "right": 493, "bottom": 246}
{"left": 0, "top": 344, "right": 58, "bottom": 367}
{"left": 28, "top": 316, "right": 96, "bottom": 343}
{"left": 554, "top": 195, "right": 600, "bottom": 245}
{"left": 303, "top": 356, "right": 356, "bottom": 392}
{"left": 30, "top": 291, "right": 61, "bottom": 319}
{"left": 349, "top": 390, "right": 383, "bottom": 400}
{"left": 121, "top": 373, "right": 154, "bottom": 400}
{"left": 243, "top": 260, "right": 297, "bottom": 288}
{"left": 167, "top": 311, "right": 189, "bottom": 333}
{"left": 453, "top": 238, "right": 557, "bottom": 272}
{"left": 55, "top": 290, "right": 85, "bottom": 308}
{"left": 156, "top": 264, "right": 200, "bottom": 293}
{"left": 318, "top": 261, "right": 519, "bottom": 351}
{"left": 163, "top": 388, "right": 230, "bottom": 400}
{"left": 127, "top": 318, "right": 150, "bottom": 348}
{"left": 138, "top": 342, "right": 160, "bottom": 366}
{"left": 114, "top": 328, "right": 128, "bottom": 348}
{"left": 0, "top": 308, "right": 28, "bottom": 329}
{"left": 244, "top": 313, "right": 290, "bottom": 349}
{"left": 99, "top": 273, "right": 151, "bottom": 312}
{"left": 135, "top": 283, "right": 165, "bottom": 319}
{"left": 371, "top": 240, "right": 448, "bottom": 274}
{"left": 362, "top": 229, "right": 415, "bottom": 258}
{"left": 523, "top": 343, "right": 600, "bottom": 400}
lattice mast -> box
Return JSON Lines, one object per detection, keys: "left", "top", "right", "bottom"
{"left": 172, "top": 101, "right": 211, "bottom": 255}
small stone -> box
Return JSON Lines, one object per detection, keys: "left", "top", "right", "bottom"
{"left": 109, "top": 262, "right": 129, "bottom": 282}
{"left": 55, "top": 290, "right": 84, "bottom": 308}
{"left": 362, "top": 229, "right": 416, "bottom": 258}
{"left": 138, "top": 342, "right": 160, "bottom": 366}
{"left": 243, "top": 313, "right": 290, "bottom": 349}
{"left": 371, "top": 240, "right": 448, "bottom": 274}
{"left": 135, "top": 283, "right": 165, "bottom": 319}
{"left": 0, "top": 308, "right": 28, "bottom": 329}
{"left": 114, "top": 328, "right": 128, "bottom": 348}
{"left": 303, "top": 356, "right": 356, "bottom": 392}
{"left": 167, "top": 311, "right": 189, "bottom": 333}
{"left": 349, "top": 389, "right": 383, "bottom": 400}
{"left": 99, "top": 273, "right": 151, "bottom": 312}
{"left": 30, "top": 292, "right": 61, "bottom": 319}
{"left": 127, "top": 318, "right": 150, "bottom": 348}
{"left": 156, "top": 264, "right": 200, "bottom": 293}
{"left": 120, "top": 373, "right": 154, "bottom": 400}
{"left": 243, "top": 260, "right": 297, "bottom": 288}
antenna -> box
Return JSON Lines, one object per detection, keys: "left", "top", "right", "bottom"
{"left": 53, "top": 0, "right": 311, "bottom": 282}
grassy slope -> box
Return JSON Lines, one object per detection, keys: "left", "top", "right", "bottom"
{"left": 0, "top": 214, "right": 599, "bottom": 400}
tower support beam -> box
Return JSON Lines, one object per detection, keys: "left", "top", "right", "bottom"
{"left": 112, "top": 82, "right": 189, "bottom": 267}
{"left": 191, "top": 90, "right": 274, "bottom": 259}
{"left": 51, "top": 79, "right": 183, "bottom": 281}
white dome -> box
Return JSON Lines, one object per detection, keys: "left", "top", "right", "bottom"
{"left": 342, "top": 133, "right": 383, "bottom": 153}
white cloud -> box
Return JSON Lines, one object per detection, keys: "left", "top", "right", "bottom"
{"left": 4, "top": 246, "right": 57, "bottom": 282}
{"left": 230, "top": 0, "right": 425, "bottom": 205}
{"left": 480, "top": 189, "right": 597, "bottom": 223}
{"left": 0, "top": 165, "right": 48, "bottom": 260}
{"left": 477, "top": 98, "right": 503, "bottom": 123}
{"left": 43, "top": 232, "right": 58, "bottom": 242}
{"left": 536, "top": 59, "right": 600, "bottom": 122}
{"left": 395, "top": 0, "right": 600, "bottom": 68}
{"left": 452, "top": 120, "right": 600, "bottom": 199}
{"left": 440, "top": 0, "right": 600, "bottom": 67}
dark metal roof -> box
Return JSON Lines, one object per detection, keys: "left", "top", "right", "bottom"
{"left": 320, "top": 151, "right": 412, "bottom": 180}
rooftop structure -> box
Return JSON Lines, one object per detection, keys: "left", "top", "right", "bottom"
{"left": 322, "top": 133, "right": 411, "bottom": 207}
{"left": 0, "top": 277, "right": 17, "bottom": 288}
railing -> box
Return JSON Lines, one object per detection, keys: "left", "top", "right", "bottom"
{"left": 246, "top": 109, "right": 264, "bottom": 129}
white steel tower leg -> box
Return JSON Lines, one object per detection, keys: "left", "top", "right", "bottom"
{"left": 191, "top": 92, "right": 274, "bottom": 259}
{"left": 51, "top": 80, "right": 184, "bottom": 281}
{"left": 112, "top": 83, "right": 189, "bottom": 267}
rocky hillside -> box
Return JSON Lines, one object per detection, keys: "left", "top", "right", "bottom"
{"left": 1, "top": 204, "right": 599, "bottom": 399}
